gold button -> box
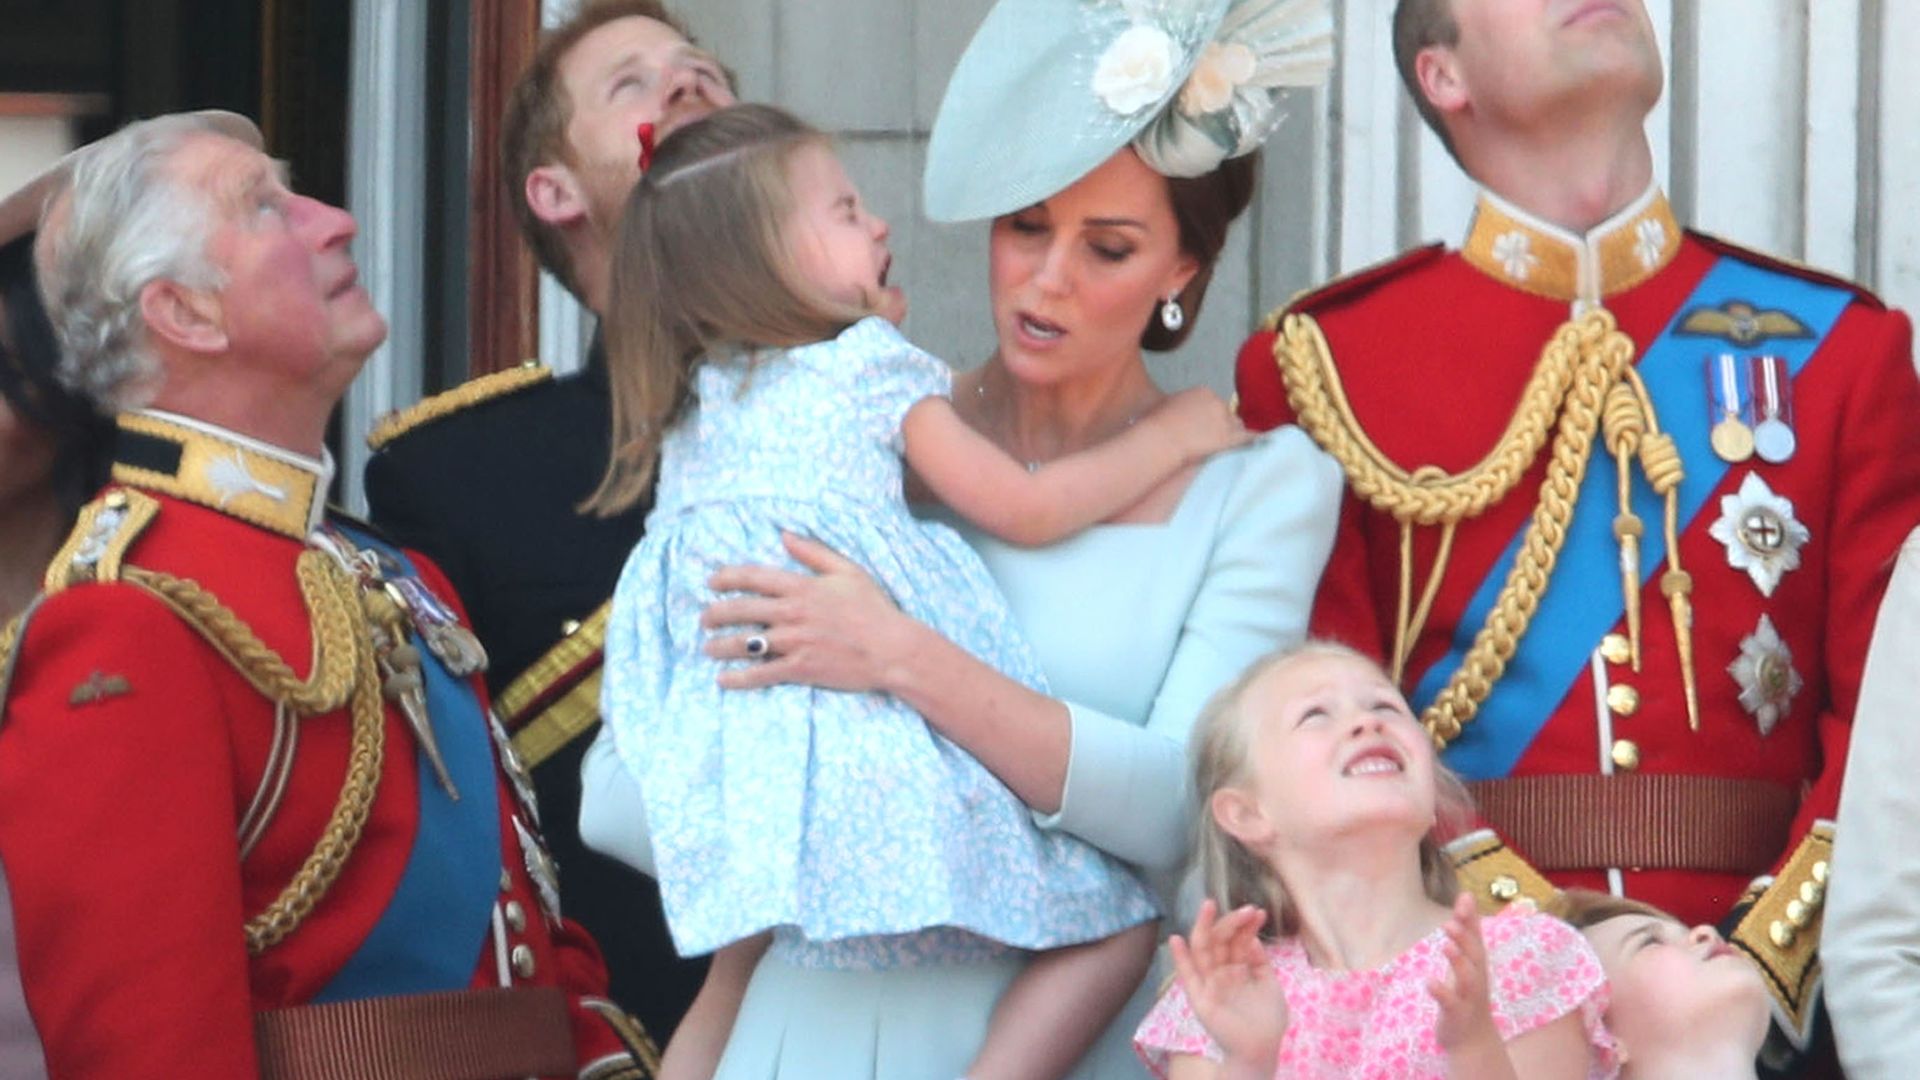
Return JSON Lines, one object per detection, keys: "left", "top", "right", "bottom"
{"left": 1606, "top": 684, "right": 1640, "bottom": 717}
{"left": 1786, "top": 900, "right": 1811, "bottom": 928}
{"left": 511, "top": 944, "right": 536, "bottom": 979}
{"left": 505, "top": 901, "right": 527, "bottom": 933}
{"left": 500, "top": 869, "right": 513, "bottom": 892}
{"left": 1488, "top": 875, "right": 1520, "bottom": 902}
{"left": 1610, "top": 739, "right": 1641, "bottom": 771}
{"left": 561, "top": 619, "right": 583, "bottom": 637}
{"left": 1801, "top": 881, "right": 1824, "bottom": 907}
{"left": 1599, "top": 634, "right": 1631, "bottom": 665}
{"left": 1769, "top": 920, "right": 1796, "bottom": 949}
{"left": 103, "top": 491, "right": 129, "bottom": 511}
{"left": 1812, "top": 860, "right": 1829, "bottom": 885}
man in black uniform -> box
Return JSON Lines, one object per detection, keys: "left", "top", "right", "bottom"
{"left": 364, "top": 0, "right": 733, "bottom": 1044}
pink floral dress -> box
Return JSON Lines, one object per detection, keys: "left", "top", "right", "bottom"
{"left": 1134, "top": 908, "right": 1619, "bottom": 1079}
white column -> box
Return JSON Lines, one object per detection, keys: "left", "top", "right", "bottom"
{"left": 341, "top": 0, "right": 429, "bottom": 514}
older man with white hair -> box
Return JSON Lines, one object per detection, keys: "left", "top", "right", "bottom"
{"left": 0, "top": 113, "right": 653, "bottom": 1080}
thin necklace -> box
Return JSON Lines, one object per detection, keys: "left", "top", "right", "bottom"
{"left": 973, "top": 381, "right": 1143, "bottom": 473}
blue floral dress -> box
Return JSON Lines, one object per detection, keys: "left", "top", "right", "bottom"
{"left": 601, "top": 316, "right": 1158, "bottom": 957}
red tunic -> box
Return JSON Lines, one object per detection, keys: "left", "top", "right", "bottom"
{"left": 1235, "top": 192, "right": 1920, "bottom": 1030}
{"left": 0, "top": 417, "right": 645, "bottom": 1078}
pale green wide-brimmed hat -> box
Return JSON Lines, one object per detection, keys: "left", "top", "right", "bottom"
{"left": 924, "top": 0, "right": 1333, "bottom": 223}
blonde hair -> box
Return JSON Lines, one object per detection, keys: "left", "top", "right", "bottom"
{"left": 1188, "top": 640, "right": 1467, "bottom": 936}
{"left": 584, "top": 103, "right": 866, "bottom": 516}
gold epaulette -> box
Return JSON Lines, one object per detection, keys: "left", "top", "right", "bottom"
{"left": 1445, "top": 828, "right": 1559, "bottom": 916}
{"left": 499, "top": 602, "right": 612, "bottom": 769}
{"left": 43, "top": 489, "right": 162, "bottom": 592}
{"left": 1729, "top": 821, "right": 1833, "bottom": 1049}
{"left": 365, "top": 360, "right": 553, "bottom": 450}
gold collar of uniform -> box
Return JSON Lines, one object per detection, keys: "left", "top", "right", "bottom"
{"left": 1461, "top": 184, "right": 1681, "bottom": 306}
{"left": 110, "top": 411, "right": 332, "bottom": 540}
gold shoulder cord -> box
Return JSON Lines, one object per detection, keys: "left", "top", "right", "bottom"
{"left": 117, "top": 551, "right": 387, "bottom": 954}
{"left": 1275, "top": 308, "right": 1698, "bottom": 748}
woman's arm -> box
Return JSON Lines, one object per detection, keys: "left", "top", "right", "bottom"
{"left": 899, "top": 390, "right": 1246, "bottom": 547}
{"left": 709, "top": 430, "right": 1342, "bottom": 868}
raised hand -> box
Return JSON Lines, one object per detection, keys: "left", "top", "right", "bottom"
{"left": 1428, "top": 893, "right": 1500, "bottom": 1054}
{"left": 1168, "top": 899, "right": 1287, "bottom": 1073}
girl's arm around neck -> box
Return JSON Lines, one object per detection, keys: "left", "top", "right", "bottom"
{"left": 899, "top": 388, "right": 1245, "bottom": 546}
{"left": 1167, "top": 1054, "right": 1273, "bottom": 1080}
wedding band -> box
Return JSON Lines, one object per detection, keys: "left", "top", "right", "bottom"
{"left": 744, "top": 634, "right": 770, "bottom": 658}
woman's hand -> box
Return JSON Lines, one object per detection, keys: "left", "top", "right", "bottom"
{"left": 1168, "top": 900, "right": 1287, "bottom": 1074}
{"left": 703, "top": 531, "right": 912, "bottom": 693}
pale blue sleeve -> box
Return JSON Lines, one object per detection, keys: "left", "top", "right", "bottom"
{"left": 1033, "top": 427, "right": 1343, "bottom": 872}
{"left": 836, "top": 317, "right": 952, "bottom": 453}
{"left": 579, "top": 723, "right": 657, "bottom": 876}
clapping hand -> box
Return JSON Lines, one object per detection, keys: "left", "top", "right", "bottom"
{"left": 1428, "top": 893, "right": 1500, "bottom": 1053}
{"left": 1168, "top": 899, "right": 1287, "bottom": 1075}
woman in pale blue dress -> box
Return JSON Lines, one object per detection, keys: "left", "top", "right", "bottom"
{"left": 582, "top": 0, "right": 1340, "bottom": 1076}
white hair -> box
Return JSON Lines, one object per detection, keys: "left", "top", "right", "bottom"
{"left": 36, "top": 113, "right": 231, "bottom": 413}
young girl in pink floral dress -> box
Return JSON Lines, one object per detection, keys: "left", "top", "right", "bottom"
{"left": 1134, "top": 642, "right": 1619, "bottom": 1080}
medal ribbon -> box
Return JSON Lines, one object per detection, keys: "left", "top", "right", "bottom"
{"left": 1414, "top": 256, "right": 1851, "bottom": 779}
{"left": 312, "top": 525, "right": 504, "bottom": 1002}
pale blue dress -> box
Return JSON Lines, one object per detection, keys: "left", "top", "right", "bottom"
{"left": 582, "top": 419, "right": 1343, "bottom": 1078}
{"left": 599, "top": 316, "right": 1158, "bottom": 957}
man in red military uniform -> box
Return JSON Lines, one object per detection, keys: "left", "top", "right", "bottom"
{"left": 1235, "top": 0, "right": 1920, "bottom": 1068}
{"left": 0, "top": 113, "right": 653, "bottom": 1078}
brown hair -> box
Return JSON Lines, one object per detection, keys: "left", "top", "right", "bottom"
{"left": 501, "top": 0, "right": 692, "bottom": 301}
{"left": 1547, "top": 888, "right": 1674, "bottom": 932}
{"left": 1188, "top": 640, "right": 1467, "bottom": 936}
{"left": 1392, "top": 0, "right": 1462, "bottom": 161}
{"left": 583, "top": 104, "right": 860, "bottom": 516}
{"left": 1141, "top": 153, "right": 1259, "bottom": 351}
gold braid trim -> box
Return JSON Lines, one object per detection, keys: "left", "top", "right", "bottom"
{"left": 114, "top": 553, "right": 386, "bottom": 954}
{"left": 1275, "top": 309, "right": 1638, "bottom": 747}
{"left": 365, "top": 361, "right": 552, "bottom": 450}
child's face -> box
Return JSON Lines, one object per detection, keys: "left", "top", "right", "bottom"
{"left": 1580, "top": 913, "right": 1769, "bottom": 1061}
{"left": 784, "top": 142, "right": 898, "bottom": 316}
{"left": 1216, "top": 652, "right": 1439, "bottom": 855}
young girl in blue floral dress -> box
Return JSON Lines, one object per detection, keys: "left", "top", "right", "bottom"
{"left": 588, "top": 103, "right": 1248, "bottom": 1079}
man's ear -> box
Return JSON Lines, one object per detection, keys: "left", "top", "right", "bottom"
{"left": 140, "top": 279, "right": 227, "bottom": 355}
{"left": 1211, "top": 785, "right": 1275, "bottom": 850}
{"left": 525, "top": 163, "right": 589, "bottom": 229}
{"left": 1416, "top": 44, "right": 1469, "bottom": 118}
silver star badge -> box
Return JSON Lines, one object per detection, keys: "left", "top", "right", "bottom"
{"left": 1708, "top": 473, "right": 1808, "bottom": 597}
{"left": 1729, "top": 615, "right": 1801, "bottom": 736}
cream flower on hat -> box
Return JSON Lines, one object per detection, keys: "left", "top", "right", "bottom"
{"left": 1179, "top": 41, "right": 1257, "bottom": 116}
{"left": 1093, "top": 24, "right": 1181, "bottom": 114}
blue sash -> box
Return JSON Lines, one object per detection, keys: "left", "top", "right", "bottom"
{"left": 1414, "top": 257, "right": 1851, "bottom": 779}
{"left": 313, "top": 527, "right": 503, "bottom": 1002}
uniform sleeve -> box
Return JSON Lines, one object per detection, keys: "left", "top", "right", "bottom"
{"left": 1791, "top": 306, "right": 1920, "bottom": 853}
{"left": 1035, "top": 429, "right": 1343, "bottom": 872}
{"left": 1132, "top": 978, "right": 1224, "bottom": 1079}
{"left": 1824, "top": 527, "right": 1920, "bottom": 1077}
{"left": 0, "top": 586, "right": 260, "bottom": 1078}
{"left": 1482, "top": 911, "right": 1619, "bottom": 1072}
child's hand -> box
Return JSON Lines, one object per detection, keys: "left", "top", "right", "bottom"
{"left": 1147, "top": 387, "right": 1252, "bottom": 463}
{"left": 873, "top": 284, "right": 909, "bottom": 327}
{"left": 1428, "top": 893, "right": 1501, "bottom": 1054}
{"left": 1168, "top": 899, "right": 1287, "bottom": 1071}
